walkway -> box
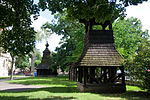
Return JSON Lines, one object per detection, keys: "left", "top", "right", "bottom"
{"left": 0, "top": 77, "right": 46, "bottom": 91}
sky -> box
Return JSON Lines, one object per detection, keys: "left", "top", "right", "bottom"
{"left": 32, "top": 1, "right": 150, "bottom": 53}
{"left": 31, "top": 9, "right": 62, "bottom": 53}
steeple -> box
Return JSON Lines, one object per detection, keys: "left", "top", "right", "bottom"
{"left": 36, "top": 41, "right": 57, "bottom": 76}
{"left": 45, "top": 41, "right": 49, "bottom": 48}
{"left": 43, "top": 41, "right": 50, "bottom": 58}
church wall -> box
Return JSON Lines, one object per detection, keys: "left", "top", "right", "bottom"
{"left": 0, "top": 52, "right": 12, "bottom": 77}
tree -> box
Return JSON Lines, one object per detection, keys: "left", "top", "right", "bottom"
{"left": 34, "top": 49, "right": 42, "bottom": 67}
{"left": 113, "top": 17, "right": 149, "bottom": 59}
{"left": 41, "top": 13, "right": 149, "bottom": 72}
{"left": 0, "top": 0, "right": 39, "bottom": 80}
{"left": 41, "top": 12, "right": 85, "bottom": 71}
{"left": 15, "top": 55, "right": 30, "bottom": 73}
{"left": 124, "top": 39, "right": 150, "bottom": 91}
{"left": 38, "top": 0, "right": 147, "bottom": 24}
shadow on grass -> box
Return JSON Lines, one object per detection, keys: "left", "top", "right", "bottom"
{"left": 0, "top": 95, "right": 76, "bottom": 100}
{"left": 0, "top": 87, "right": 78, "bottom": 100}
{"left": 8, "top": 75, "right": 77, "bottom": 87}
{"left": 4, "top": 75, "right": 150, "bottom": 100}
{"left": 99, "top": 91, "right": 150, "bottom": 100}
{"left": 2, "top": 87, "right": 79, "bottom": 93}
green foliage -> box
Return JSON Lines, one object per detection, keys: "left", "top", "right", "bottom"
{"left": 124, "top": 39, "right": 150, "bottom": 91}
{"left": 32, "top": 49, "right": 42, "bottom": 67}
{"left": 0, "top": 0, "right": 39, "bottom": 28}
{"left": 42, "top": 12, "right": 85, "bottom": 71}
{"left": 0, "top": 0, "right": 39, "bottom": 57}
{"left": 0, "top": 0, "right": 39, "bottom": 80}
{"left": 35, "top": 28, "right": 53, "bottom": 42}
{"left": 15, "top": 56, "right": 30, "bottom": 71}
{"left": 34, "top": 60, "right": 41, "bottom": 67}
{"left": 38, "top": 0, "right": 147, "bottom": 23}
{"left": 113, "top": 17, "right": 149, "bottom": 59}
{"left": 34, "top": 48, "right": 42, "bottom": 60}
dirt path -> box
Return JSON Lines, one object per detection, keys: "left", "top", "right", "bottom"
{"left": 0, "top": 77, "right": 46, "bottom": 91}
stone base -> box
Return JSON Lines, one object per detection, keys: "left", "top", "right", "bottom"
{"left": 77, "top": 82, "right": 126, "bottom": 93}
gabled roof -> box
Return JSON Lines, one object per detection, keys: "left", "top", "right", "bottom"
{"left": 77, "top": 30, "right": 123, "bottom": 67}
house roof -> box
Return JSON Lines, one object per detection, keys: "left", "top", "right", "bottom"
{"left": 77, "top": 30, "right": 124, "bottom": 67}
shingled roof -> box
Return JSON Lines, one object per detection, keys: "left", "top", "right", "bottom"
{"left": 36, "top": 45, "right": 51, "bottom": 69}
{"left": 78, "top": 30, "right": 123, "bottom": 67}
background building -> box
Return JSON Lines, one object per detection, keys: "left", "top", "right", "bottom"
{"left": 0, "top": 47, "right": 12, "bottom": 77}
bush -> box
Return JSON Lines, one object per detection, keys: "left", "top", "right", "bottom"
{"left": 125, "top": 39, "right": 150, "bottom": 91}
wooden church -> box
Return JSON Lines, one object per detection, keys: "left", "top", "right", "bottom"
{"left": 70, "top": 19, "right": 126, "bottom": 93}
{"left": 36, "top": 42, "right": 57, "bottom": 76}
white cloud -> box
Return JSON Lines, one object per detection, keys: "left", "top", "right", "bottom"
{"left": 31, "top": 15, "right": 62, "bottom": 52}
{"left": 36, "top": 34, "right": 62, "bottom": 53}
{"left": 31, "top": 16, "right": 49, "bottom": 31}
{"left": 126, "top": 1, "right": 150, "bottom": 31}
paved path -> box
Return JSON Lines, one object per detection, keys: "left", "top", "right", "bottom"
{"left": 0, "top": 77, "right": 46, "bottom": 91}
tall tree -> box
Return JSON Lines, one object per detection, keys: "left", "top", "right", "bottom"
{"left": 38, "top": 0, "right": 147, "bottom": 23}
{"left": 124, "top": 39, "right": 150, "bottom": 91}
{"left": 41, "top": 12, "right": 85, "bottom": 71}
{"left": 0, "top": 0, "right": 39, "bottom": 80}
{"left": 39, "top": 0, "right": 148, "bottom": 72}
{"left": 113, "top": 17, "right": 149, "bottom": 59}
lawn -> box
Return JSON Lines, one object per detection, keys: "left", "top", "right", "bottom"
{"left": 0, "top": 75, "right": 26, "bottom": 80}
{"left": 0, "top": 75, "right": 149, "bottom": 100}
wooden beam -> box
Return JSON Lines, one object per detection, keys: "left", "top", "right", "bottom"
{"left": 78, "top": 67, "right": 83, "bottom": 83}
{"left": 120, "top": 66, "right": 125, "bottom": 85}
{"left": 103, "top": 67, "right": 107, "bottom": 83}
{"left": 78, "top": 67, "right": 81, "bottom": 82}
{"left": 84, "top": 67, "right": 87, "bottom": 87}
{"left": 90, "top": 67, "right": 95, "bottom": 83}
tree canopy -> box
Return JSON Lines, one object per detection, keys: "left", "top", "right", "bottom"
{"left": 41, "top": 12, "right": 85, "bottom": 71}
{"left": 0, "top": 0, "right": 39, "bottom": 57}
{"left": 113, "top": 17, "right": 149, "bottom": 59}
{"left": 0, "top": 0, "right": 39, "bottom": 80}
{"left": 38, "top": 0, "right": 147, "bottom": 23}
{"left": 15, "top": 55, "right": 30, "bottom": 71}
{"left": 124, "top": 39, "right": 150, "bottom": 90}
{"left": 41, "top": 13, "right": 149, "bottom": 71}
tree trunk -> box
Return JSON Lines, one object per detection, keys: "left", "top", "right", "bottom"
{"left": 10, "top": 55, "right": 14, "bottom": 80}
{"left": 31, "top": 53, "right": 36, "bottom": 75}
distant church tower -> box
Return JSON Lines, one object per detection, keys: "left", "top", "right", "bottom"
{"left": 36, "top": 42, "right": 57, "bottom": 76}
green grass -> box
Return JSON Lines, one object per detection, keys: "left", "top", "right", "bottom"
{"left": 0, "top": 77, "right": 9, "bottom": 80}
{"left": 0, "top": 75, "right": 26, "bottom": 80}
{"left": 0, "top": 75, "right": 149, "bottom": 100}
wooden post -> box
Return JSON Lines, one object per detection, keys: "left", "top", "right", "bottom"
{"left": 86, "top": 67, "right": 88, "bottom": 83}
{"left": 120, "top": 66, "right": 125, "bottom": 85}
{"left": 84, "top": 67, "right": 87, "bottom": 87}
{"left": 90, "top": 68, "right": 93, "bottom": 83}
{"left": 73, "top": 67, "right": 75, "bottom": 81}
{"left": 90, "top": 67, "right": 95, "bottom": 83}
{"left": 78, "top": 67, "right": 81, "bottom": 82}
{"left": 104, "top": 67, "right": 107, "bottom": 83}
{"left": 108, "top": 67, "right": 117, "bottom": 83}
{"left": 78, "top": 67, "right": 83, "bottom": 83}
{"left": 74, "top": 67, "right": 77, "bottom": 81}
{"left": 108, "top": 67, "right": 111, "bottom": 79}
{"left": 76, "top": 68, "right": 78, "bottom": 81}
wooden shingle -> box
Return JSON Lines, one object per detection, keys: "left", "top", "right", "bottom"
{"left": 78, "top": 30, "right": 123, "bottom": 67}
